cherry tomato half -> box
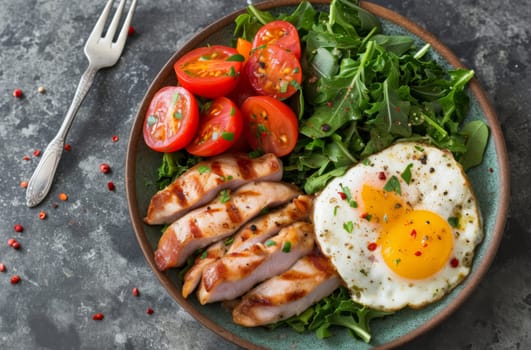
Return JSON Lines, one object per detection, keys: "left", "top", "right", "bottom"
{"left": 143, "top": 86, "right": 199, "bottom": 152}
{"left": 246, "top": 44, "right": 302, "bottom": 100}
{"left": 186, "top": 97, "right": 243, "bottom": 157}
{"left": 241, "top": 96, "right": 298, "bottom": 157}
{"left": 174, "top": 45, "right": 243, "bottom": 99}
{"left": 252, "top": 20, "right": 301, "bottom": 59}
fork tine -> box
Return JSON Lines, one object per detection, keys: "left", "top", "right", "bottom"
{"left": 105, "top": 0, "right": 127, "bottom": 41}
{"left": 87, "top": 0, "right": 114, "bottom": 42}
{"left": 114, "top": 0, "right": 137, "bottom": 49}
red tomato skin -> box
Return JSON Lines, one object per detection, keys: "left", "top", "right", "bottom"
{"left": 227, "top": 63, "right": 255, "bottom": 107}
{"left": 246, "top": 44, "right": 302, "bottom": 100}
{"left": 252, "top": 20, "right": 301, "bottom": 59}
{"left": 186, "top": 97, "right": 243, "bottom": 157}
{"left": 174, "top": 45, "right": 242, "bottom": 99}
{"left": 241, "top": 96, "right": 298, "bottom": 157}
{"left": 143, "top": 86, "right": 199, "bottom": 153}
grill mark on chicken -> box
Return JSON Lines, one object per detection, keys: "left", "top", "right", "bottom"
{"left": 154, "top": 181, "right": 301, "bottom": 270}
{"left": 144, "top": 153, "right": 283, "bottom": 225}
{"left": 196, "top": 222, "right": 314, "bottom": 304}
{"left": 232, "top": 250, "right": 341, "bottom": 327}
{"left": 236, "top": 156, "right": 256, "bottom": 179}
{"left": 226, "top": 201, "right": 243, "bottom": 224}
{"left": 171, "top": 182, "right": 188, "bottom": 207}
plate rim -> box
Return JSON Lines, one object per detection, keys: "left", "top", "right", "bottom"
{"left": 125, "top": 1, "right": 510, "bottom": 349}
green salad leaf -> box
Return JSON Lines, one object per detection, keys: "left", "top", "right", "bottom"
{"left": 269, "top": 287, "right": 393, "bottom": 343}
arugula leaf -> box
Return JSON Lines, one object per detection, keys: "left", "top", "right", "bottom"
{"left": 458, "top": 120, "right": 489, "bottom": 170}
{"left": 269, "top": 287, "right": 392, "bottom": 343}
{"left": 156, "top": 152, "right": 200, "bottom": 189}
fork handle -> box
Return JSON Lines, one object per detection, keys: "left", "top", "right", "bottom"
{"left": 26, "top": 65, "right": 98, "bottom": 207}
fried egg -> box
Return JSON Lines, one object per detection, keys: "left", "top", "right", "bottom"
{"left": 313, "top": 142, "right": 483, "bottom": 311}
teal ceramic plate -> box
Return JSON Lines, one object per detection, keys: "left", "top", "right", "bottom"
{"left": 126, "top": 1, "right": 510, "bottom": 349}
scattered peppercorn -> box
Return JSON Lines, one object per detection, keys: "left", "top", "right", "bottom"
{"left": 92, "top": 313, "right": 104, "bottom": 321}
{"left": 107, "top": 181, "right": 115, "bottom": 191}
{"left": 39, "top": 211, "right": 47, "bottom": 220}
{"left": 132, "top": 287, "right": 139, "bottom": 297}
{"left": 22, "top": 155, "right": 31, "bottom": 161}
{"left": 20, "top": 181, "right": 28, "bottom": 188}
{"left": 14, "top": 224, "right": 24, "bottom": 233}
{"left": 0, "top": 263, "right": 6, "bottom": 272}
{"left": 38, "top": 86, "right": 46, "bottom": 94}
{"left": 10, "top": 275, "right": 21, "bottom": 284}
{"left": 11, "top": 241, "right": 21, "bottom": 250}
{"left": 111, "top": 135, "right": 119, "bottom": 142}
{"left": 128, "top": 26, "right": 135, "bottom": 36}
{"left": 8, "top": 238, "right": 16, "bottom": 246}
{"left": 33, "top": 149, "right": 41, "bottom": 157}
{"left": 59, "top": 193, "right": 68, "bottom": 201}
{"left": 146, "top": 308, "right": 154, "bottom": 315}
{"left": 13, "top": 89, "right": 23, "bottom": 98}
{"left": 64, "top": 144, "right": 72, "bottom": 151}
{"left": 99, "top": 163, "right": 111, "bottom": 174}
{"left": 378, "top": 171, "right": 386, "bottom": 180}
{"left": 52, "top": 203, "right": 59, "bottom": 209}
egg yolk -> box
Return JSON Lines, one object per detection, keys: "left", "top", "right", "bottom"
{"left": 361, "top": 185, "right": 454, "bottom": 280}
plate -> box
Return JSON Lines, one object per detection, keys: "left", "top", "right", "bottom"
{"left": 125, "top": 1, "right": 510, "bottom": 348}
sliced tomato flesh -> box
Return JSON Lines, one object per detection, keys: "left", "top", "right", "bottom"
{"left": 174, "top": 45, "right": 243, "bottom": 99}
{"left": 143, "top": 86, "right": 199, "bottom": 152}
{"left": 241, "top": 96, "right": 298, "bottom": 157}
{"left": 186, "top": 97, "right": 243, "bottom": 157}
{"left": 252, "top": 20, "right": 301, "bottom": 59}
{"left": 246, "top": 44, "right": 302, "bottom": 100}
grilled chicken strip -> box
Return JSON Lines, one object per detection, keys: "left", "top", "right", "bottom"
{"left": 181, "top": 241, "right": 227, "bottom": 298}
{"left": 154, "top": 181, "right": 301, "bottom": 271}
{"left": 145, "top": 153, "right": 282, "bottom": 225}
{"left": 181, "top": 195, "right": 313, "bottom": 298}
{"left": 228, "top": 195, "right": 313, "bottom": 254}
{"left": 197, "top": 222, "right": 315, "bottom": 305}
{"left": 233, "top": 250, "right": 341, "bottom": 327}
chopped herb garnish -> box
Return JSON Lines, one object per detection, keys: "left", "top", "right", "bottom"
{"left": 147, "top": 115, "right": 157, "bottom": 126}
{"left": 173, "top": 111, "right": 182, "bottom": 120}
{"left": 220, "top": 189, "right": 230, "bottom": 203}
{"left": 265, "top": 239, "right": 277, "bottom": 247}
{"left": 401, "top": 163, "right": 413, "bottom": 184}
{"left": 228, "top": 66, "right": 236, "bottom": 77}
{"left": 395, "top": 258, "right": 401, "bottom": 265}
{"left": 343, "top": 221, "right": 354, "bottom": 233}
{"left": 226, "top": 53, "right": 245, "bottom": 62}
{"left": 198, "top": 165, "right": 210, "bottom": 174}
{"left": 230, "top": 106, "right": 236, "bottom": 116}
{"left": 383, "top": 175, "right": 401, "bottom": 195}
{"left": 333, "top": 205, "right": 339, "bottom": 216}
{"left": 364, "top": 214, "right": 372, "bottom": 222}
{"left": 282, "top": 241, "right": 292, "bottom": 253}
{"left": 415, "top": 145, "right": 424, "bottom": 152}
{"left": 448, "top": 216, "right": 459, "bottom": 228}
{"left": 222, "top": 131, "right": 235, "bottom": 141}
{"left": 224, "top": 237, "right": 234, "bottom": 246}
{"left": 200, "top": 250, "right": 208, "bottom": 259}
{"left": 339, "top": 184, "right": 358, "bottom": 208}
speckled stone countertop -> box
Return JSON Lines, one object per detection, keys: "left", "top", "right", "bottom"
{"left": 0, "top": 0, "right": 529, "bottom": 349}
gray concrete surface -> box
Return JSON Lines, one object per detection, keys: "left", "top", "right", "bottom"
{"left": 0, "top": 0, "right": 529, "bottom": 349}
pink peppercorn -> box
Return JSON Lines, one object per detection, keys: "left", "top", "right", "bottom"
{"left": 92, "top": 313, "right": 104, "bottom": 321}
{"left": 146, "top": 308, "right": 154, "bottom": 315}
{"left": 11, "top": 275, "right": 21, "bottom": 284}
{"left": 107, "top": 181, "right": 116, "bottom": 191}
{"left": 13, "top": 89, "right": 23, "bottom": 98}
{"left": 14, "top": 224, "right": 24, "bottom": 232}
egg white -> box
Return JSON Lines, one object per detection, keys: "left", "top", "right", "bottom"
{"left": 313, "top": 142, "right": 483, "bottom": 311}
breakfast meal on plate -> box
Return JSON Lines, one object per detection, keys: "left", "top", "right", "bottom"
{"left": 140, "top": 0, "right": 489, "bottom": 344}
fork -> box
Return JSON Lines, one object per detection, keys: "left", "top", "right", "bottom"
{"left": 25, "top": 0, "right": 137, "bottom": 207}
